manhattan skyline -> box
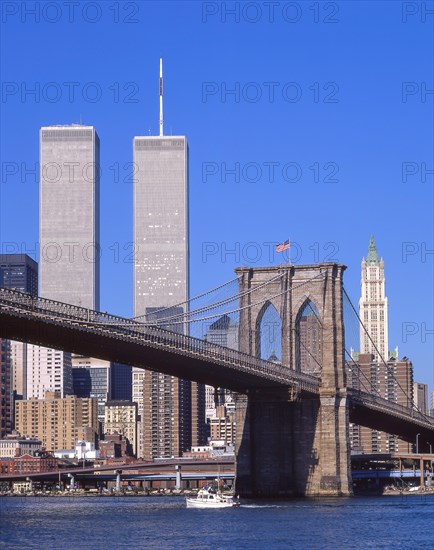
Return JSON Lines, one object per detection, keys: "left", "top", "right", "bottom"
{"left": 0, "top": 1, "right": 432, "bottom": 392}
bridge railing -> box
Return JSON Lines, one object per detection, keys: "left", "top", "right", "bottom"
{"left": 0, "top": 288, "right": 320, "bottom": 392}
{"left": 348, "top": 388, "right": 434, "bottom": 427}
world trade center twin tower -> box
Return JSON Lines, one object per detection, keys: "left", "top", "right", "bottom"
{"left": 38, "top": 60, "right": 203, "bottom": 459}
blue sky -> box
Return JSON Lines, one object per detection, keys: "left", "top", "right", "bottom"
{"left": 0, "top": 1, "right": 433, "bottom": 392}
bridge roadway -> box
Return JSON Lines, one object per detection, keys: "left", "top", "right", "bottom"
{"left": 0, "top": 288, "right": 319, "bottom": 394}
{"left": 0, "top": 288, "right": 433, "bottom": 446}
{"left": 0, "top": 458, "right": 235, "bottom": 483}
{"left": 2, "top": 455, "right": 433, "bottom": 485}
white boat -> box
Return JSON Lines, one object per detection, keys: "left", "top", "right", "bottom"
{"left": 186, "top": 487, "right": 240, "bottom": 509}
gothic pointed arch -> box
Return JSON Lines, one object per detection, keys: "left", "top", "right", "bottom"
{"left": 294, "top": 298, "right": 322, "bottom": 375}
{"left": 255, "top": 300, "right": 282, "bottom": 362}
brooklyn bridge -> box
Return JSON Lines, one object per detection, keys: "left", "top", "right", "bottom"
{"left": 1, "top": 262, "right": 433, "bottom": 497}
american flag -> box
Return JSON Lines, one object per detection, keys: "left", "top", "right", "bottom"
{"left": 276, "top": 239, "right": 290, "bottom": 253}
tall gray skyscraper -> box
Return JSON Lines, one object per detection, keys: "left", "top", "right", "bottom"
{"left": 133, "top": 135, "right": 189, "bottom": 312}
{"left": 27, "top": 125, "right": 100, "bottom": 399}
{"left": 39, "top": 124, "right": 100, "bottom": 309}
{"left": 133, "top": 60, "right": 192, "bottom": 459}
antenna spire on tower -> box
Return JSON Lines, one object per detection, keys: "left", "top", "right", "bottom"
{"left": 159, "top": 58, "right": 164, "bottom": 136}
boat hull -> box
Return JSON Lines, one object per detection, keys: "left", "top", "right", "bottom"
{"left": 185, "top": 497, "right": 235, "bottom": 509}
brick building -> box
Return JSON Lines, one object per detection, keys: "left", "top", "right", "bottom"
{"left": 99, "top": 433, "right": 132, "bottom": 460}
{"left": 0, "top": 451, "right": 58, "bottom": 474}
{"left": 15, "top": 391, "right": 98, "bottom": 452}
{"left": 348, "top": 353, "right": 413, "bottom": 453}
{"left": 208, "top": 405, "right": 236, "bottom": 446}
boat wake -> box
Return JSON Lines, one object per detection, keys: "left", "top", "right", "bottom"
{"left": 240, "top": 504, "right": 287, "bottom": 508}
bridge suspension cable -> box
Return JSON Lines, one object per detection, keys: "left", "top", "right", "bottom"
{"left": 138, "top": 270, "right": 327, "bottom": 356}
{"left": 137, "top": 272, "right": 285, "bottom": 326}
{"left": 342, "top": 287, "right": 431, "bottom": 422}
{"left": 133, "top": 275, "right": 241, "bottom": 320}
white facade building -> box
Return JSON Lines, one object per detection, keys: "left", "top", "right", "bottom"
{"left": 53, "top": 441, "right": 99, "bottom": 461}
{"left": 0, "top": 437, "right": 42, "bottom": 458}
{"left": 27, "top": 346, "right": 72, "bottom": 399}
{"left": 359, "top": 236, "right": 389, "bottom": 362}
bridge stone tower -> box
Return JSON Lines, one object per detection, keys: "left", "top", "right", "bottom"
{"left": 234, "top": 263, "right": 352, "bottom": 497}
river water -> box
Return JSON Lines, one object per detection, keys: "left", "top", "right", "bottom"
{"left": 1, "top": 495, "right": 433, "bottom": 549}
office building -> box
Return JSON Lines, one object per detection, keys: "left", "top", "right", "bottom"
{"left": 348, "top": 353, "right": 413, "bottom": 453}
{"left": 27, "top": 125, "right": 101, "bottom": 400}
{"left": 0, "top": 254, "right": 38, "bottom": 404}
{"left": 359, "top": 236, "right": 389, "bottom": 362}
{"left": 15, "top": 391, "right": 99, "bottom": 451}
{"left": 72, "top": 356, "right": 132, "bottom": 430}
{"left": 349, "top": 238, "right": 414, "bottom": 453}
{"left": 191, "top": 381, "right": 207, "bottom": 447}
{"left": 204, "top": 315, "right": 238, "bottom": 423}
{"left": 0, "top": 338, "right": 12, "bottom": 438}
{"left": 0, "top": 254, "right": 38, "bottom": 296}
{"left": 39, "top": 124, "right": 100, "bottom": 309}
{"left": 26, "top": 346, "right": 72, "bottom": 400}
{"left": 72, "top": 356, "right": 111, "bottom": 426}
{"left": 110, "top": 363, "right": 132, "bottom": 402}
{"left": 208, "top": 405, "right": 237, "bottom": 446}
{"left": 413, "top": 382, "right": 428, "bottom": 415}
{"left": 204, "top": 315, "right": 238, "bottom": 349}
{"left": 133, "top": 60, "right": 194, "bottom": 459}
{"left": 296, "top": 307, "right": 321, "bottom": 375}
{"left": 0, "top": 435, "right": 42, "bottom": 458}
{"left": 104, "top": 401, "right": 138, "bottom": 456}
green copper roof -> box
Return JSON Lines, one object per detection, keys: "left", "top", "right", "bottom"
{"left": 366, "top": 235, "right": 380, "bottom": 263}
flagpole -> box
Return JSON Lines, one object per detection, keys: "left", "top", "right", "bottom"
{"left": 286, "top": 238, "right": 291, "bottom": 267}
{"left": 275, "top": 238, "right": 291, "bottom": 266}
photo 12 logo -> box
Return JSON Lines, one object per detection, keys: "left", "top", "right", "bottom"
{"left": 1, "top": 161, "right": 139, "bottom": 184}
{"left": 1, "top": 81, "right": 140, "bottom": 104}
{"left": 202, "top": 81, "right": 339, "bottom": 104}
{"left": 1, "top": 241, "right": 138, "bottom": 264}
{"left": 1, "top": 2, "right": 140, "bottom": 24}
{"left": 202, "top": 161, "right": 339, "bottom": 184}
{"left": 401, "top": 2, "right": 434, "bottom": 23}
{"left": 401, "top": 162, "right": 433, "bottom": 183}
{"left": 201, "top": 2, "right": 340, "bottom": 24}
{"left": 402, "top": 322, "right": 433, "bottom": 343}
{"left": 401, "top": 82, "right": 433, "bottom": 103}
{"left": 201, "top": 240, "right": 340, "bottom": 264}
{"left": 401, "top": 242, "right": 433, "bottom": 263}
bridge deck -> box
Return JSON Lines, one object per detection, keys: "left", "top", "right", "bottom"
{"left": 0, "top": 288, "right": 320, "bottom": 394}
{"left": 1, "top": 288, "right": 433, "bottom": 440}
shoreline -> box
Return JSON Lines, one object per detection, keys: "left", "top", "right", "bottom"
{"left": 1, "top": 488, "right": 433, "bottom": 499}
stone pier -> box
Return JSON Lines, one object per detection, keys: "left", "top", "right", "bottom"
{"left": 234, "top": 263, "right": 352, "bottom": 497}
